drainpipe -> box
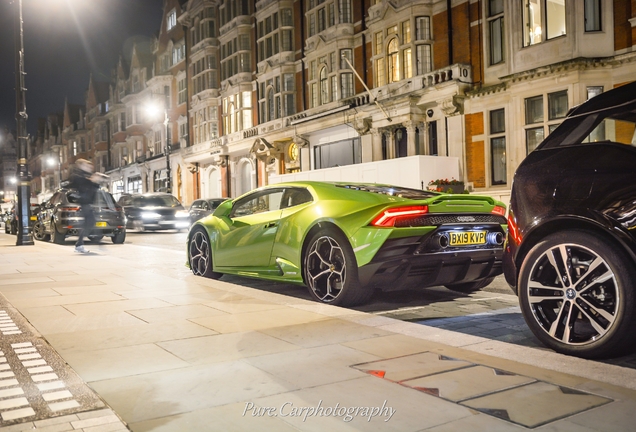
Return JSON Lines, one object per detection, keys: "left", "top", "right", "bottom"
{"left": 225, "top": 155, "right": 231, "bottom": 197}
{"left": 447, "top": 0, "right": 453, "bottom": 65}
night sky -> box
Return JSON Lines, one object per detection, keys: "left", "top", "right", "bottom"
{"left": 0, "top": 0, "right": 164, "bottom": 137}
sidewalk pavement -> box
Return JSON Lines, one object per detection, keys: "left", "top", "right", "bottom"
{"left": 1, "top": 233, "right": 636, "bottom": 431}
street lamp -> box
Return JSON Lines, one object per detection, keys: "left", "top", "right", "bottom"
{"left": 47, "top": 156, "right": 61, "bottom": 190}
{"left": 146, "top": 101, "right": 172, "bottom": 194}
{"left": 13, "top": 0, "right": 33, "bottom": 245}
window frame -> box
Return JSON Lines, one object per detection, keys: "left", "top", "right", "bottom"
{"left": 489, "top": 108, "right": 507, "bottom": 185}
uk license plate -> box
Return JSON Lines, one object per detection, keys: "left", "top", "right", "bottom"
{"left": 449, "top": 231, "right": 486, "bottom": 246}
{"left": 95, "top": 221, "right": 107, "bottom": 227}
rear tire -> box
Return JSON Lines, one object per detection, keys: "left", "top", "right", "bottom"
{"left": 518, "top": 230, "right": 636, "bottom": 359}
{"left": 33, "top": 221, "right": 50, "bottom": 242}
{"left": 50, "top": 221, "right": 65, "bottom": 245}
{"left": 445, "top": 277, "right": 495, "bottom": 293}
{"left": 188, "top": 226, "right": 222, "bottom": 279}
{"left": 112, "top": 231, "right": 126, "bottom": 244}
{"left": 303, "top": 227, "right": 372, "bottom": 306}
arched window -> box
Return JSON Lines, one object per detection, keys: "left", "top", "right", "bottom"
{"left": 319, "top": 67, "right": 328, "bottom": 105}
{"left": 387, "top": 38, "right": 400, "bottom": 83}
{"left": 208, "top": 168, "right": 221, "bottom": 197}
{"left": 240, "top": 161, "right": 252, "bottom": 195}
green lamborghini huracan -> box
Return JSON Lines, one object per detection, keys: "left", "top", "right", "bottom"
{"left": 187, "top": 181, "right": 507, "bottom": 306}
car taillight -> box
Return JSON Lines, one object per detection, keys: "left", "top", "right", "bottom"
{"left": 370, "top": 205, "right": 429, "bottom": 227}
{"left": 491, "top": 205, "right": 506, "bottom": 216}
{"left": 60, "top": 206, "right": 80, "bottom": 212}
{"left": 507, "top": 212, "right": 522, "bottom": 245}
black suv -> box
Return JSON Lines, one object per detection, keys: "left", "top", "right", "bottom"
{"left": 34, "top": 189, "right": 126, "bottom": 244}
{"left": 504, "top": 80, "right": 636, "bottom": 359}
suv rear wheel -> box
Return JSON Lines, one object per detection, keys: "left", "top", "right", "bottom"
{"left": 518, "top": 230, "right": 636, "bottom": 359}
{"left": 50, "top": 221, "right": 65, "bottom": 245}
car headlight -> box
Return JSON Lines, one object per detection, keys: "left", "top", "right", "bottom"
{"left": 141, "top": 211, "right": 161, "bottom": 219}
{"left": 175, "top": 210, "right": 190, "bottom": 218}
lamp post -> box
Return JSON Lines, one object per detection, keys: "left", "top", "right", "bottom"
{"left": 163, "top": 111, "right": 172, "bottom": 194}
{"left": 13, "top": 0, "right": 33, "bottom": 245}
{"left": 146, "top": 99, "right": 172, "bottom": 194}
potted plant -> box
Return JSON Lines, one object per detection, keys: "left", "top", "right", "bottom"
{"left": 428, "top": 178, "right": 466, "bottom": 194}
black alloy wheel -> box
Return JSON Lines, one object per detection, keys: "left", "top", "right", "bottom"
{"left": 33, "top": 221, "right": 50, "bottom": 242}
{"left": 303, "top": 227, "right": 371, "bottom": 306}
{"left": 112, "top": 231, "right": 126, "bottom": 244}
{"left": 189, "top": 226, "right": 222, "bottom": 279}
{"left": 518, "top": 230, "right": 636, "bottom": 359}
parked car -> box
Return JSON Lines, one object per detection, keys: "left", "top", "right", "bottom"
{"left": 118, "top": 192, "right": 190, "bottom": 231}
{"left": 4, "top": 203, "right": 39, "bottom": 235}
{"left": 503, "top": 80, "right": 636, "bottom": 359}
{"left": 189, "top": 198, "right": 227, "bottom": 222}
{"left": 4, "top": 206, "right": 16, "bottom": 234}
{"left": 187, "top": 181, "right": 507, "bottom": 306}
{"left": 33, "top": 189, "right": 126, "bottom": 244}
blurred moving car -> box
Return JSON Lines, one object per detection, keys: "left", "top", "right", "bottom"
{"left": 118, "top": 192, "right": 190, "bottom": 231}
{"left": 33, "top": 189, "right": 126, "bottom": 244}
{"left": 187, "top": 181, "right": 507, "bottom": 306}
{"left": 188, "top": 198, "right": 227, "bottom": 222}
{"left": 503, "top": 80, "right": 636, "bottom": 359}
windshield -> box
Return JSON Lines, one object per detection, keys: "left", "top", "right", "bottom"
{"left": 95, "top": 191, "right": 117, "bottom": 209}
{"left": 133, "top": 195, "right": 181, "bottom": 207}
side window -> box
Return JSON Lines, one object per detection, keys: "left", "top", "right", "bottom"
{"left": 50, "top": 193, "right": 62, "bottom": 206}
{"left": 281, "top": 188, "right": 313, "bottom": 209}
{"left": 231, "top": 189, "right": 284, "bottom": 217}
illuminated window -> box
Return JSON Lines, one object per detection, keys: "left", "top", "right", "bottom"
{"left": 387, "top": 38, "right": 399, "bottom": 83}
{"left": 167, "top": 9, "right": 177, "bottom": 31}
{"left": 523, "top": 0, "right": 566, "bottom": 47}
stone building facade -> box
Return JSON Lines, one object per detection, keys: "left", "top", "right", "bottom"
{"left": 30, "top": 0, "right": 636, "bottom": 208}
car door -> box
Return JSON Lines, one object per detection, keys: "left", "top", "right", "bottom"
{"left": 42, "top": 192, "right": 62, "bottom": 234}
{"left": 214, "top": 188, "right": 284, "bottom": 268}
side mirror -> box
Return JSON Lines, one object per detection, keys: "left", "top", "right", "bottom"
{"left": 213, "top": 199, "right": 233, "bottom": 218}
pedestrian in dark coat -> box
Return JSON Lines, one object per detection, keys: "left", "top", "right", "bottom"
{"left": 67, "top": 159, "right": 99, "bottom": 253}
